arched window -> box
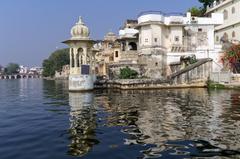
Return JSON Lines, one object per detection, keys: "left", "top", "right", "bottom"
{"left": 76, "top": 52, "right": 80, "bottom": 67}
{"left": 224, "top": 32, "right": 228, "bottom": 39}
{"left": 221, "top": 32, "right": 229, "bottom": 43}
{"left": 71, "top": 52, "right": 74, "bottom": 68}
{"left": 128, "top": 42, "right": 137, "bottom": 50}
{"left": 232, "top": 7, "right": 235, "bottom": 14}
{"left": 77, "top": 48, "right": 83, "bottom": 66}
{"left": 216, "top": 36, "right": 219, "bottom": 42}
{"left": 223, "top": 10, "right": 228, "bottom": 20}
{"left": 232, "top": 31, "right": 236, "bottom": 38}
{"left": 115, "top": 51, "right": 118, "bottom": 57}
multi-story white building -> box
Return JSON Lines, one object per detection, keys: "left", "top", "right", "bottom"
{"left": 136, "top": 11, "right": 224, "bottom": 76}
{"left": 206, "top": 0, "right": 240, "bottom": 44}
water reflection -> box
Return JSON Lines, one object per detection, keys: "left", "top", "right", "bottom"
{"left": 99, "top": 89, "right": 240, "bottom": 158}
{"left": 68, "top": 92, "right": 99, "bottom": 156}
{"left": 40, "top": 80, "right": 240, "bottom": 158}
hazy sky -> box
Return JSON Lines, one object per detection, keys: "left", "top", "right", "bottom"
{"left": 0, "top": 0, "right": 201, "bottom": 67}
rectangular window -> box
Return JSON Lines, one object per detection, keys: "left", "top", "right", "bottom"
{"left": 175, "top": 36, "right": 179, "bottom": 42}
{"left": 145, "top": 38, "right": 148, "bottom": 43}
{"left": 115, "top": 51, "right": 118, "bottom": 57}
{"left": 81, "top": 65, "right": 90, "bottom": 75}
{"left": 198, "top": 28, "right": 202, "bottom": 32}
{"left": 154, "top": 38, "right": 158, "bottom": 42}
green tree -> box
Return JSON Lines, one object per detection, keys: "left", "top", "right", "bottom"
{"left": 199, "top": 0, "right": 214, "bottom": 9}
{"left": 4, "top": 63, "right": 19, "bottom": 75}
{"left": 42, "top": 48, "right": 69, "bottom": 77}
{"left": 188, "top": 6, "right": 205, "bottom": 17}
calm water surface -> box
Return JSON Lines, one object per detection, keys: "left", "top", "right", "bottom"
{"left": 0, "top": 79, "right": 240, "bottom": 159}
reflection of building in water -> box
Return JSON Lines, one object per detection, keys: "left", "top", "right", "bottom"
{"left": 68, "top": 92, "right": 98, "bottom": 156}
{"left": 103, "top": 89, "right": 240, "bottom": 150}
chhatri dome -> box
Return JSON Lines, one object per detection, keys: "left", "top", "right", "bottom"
{"left": 104, "top": 31, "right": 117, "bottom": 41}
{"left": 70, "top": 16, "right": 90, "bottom": 39}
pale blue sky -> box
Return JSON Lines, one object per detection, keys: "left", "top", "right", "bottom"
{"left": 0, "top": 0, "right": 201, "bottom": 66}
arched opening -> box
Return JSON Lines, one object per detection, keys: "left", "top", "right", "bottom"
{"left": 16, "top": 75, "right": 21, "bottom": 79}
{"left": 232, "top": 31, "right": 236, "bottom": 38}
{"left": 232, "top": 7, "right": 235, "bottom": 14}
{"left": 76, "top": 52, "right": 80, "bottom": 67}
{"left": 6, "top": 76, "right": 9, "bottom": 79}
{"left": 221, "top": 32, "right": 229, "bottom": 43}
{"left": 71, "top": 52, "right": 75, "bottom": 68}
{"left": 223, "top": 10, "right": 228, "bottom": 20}
{"left": 224, "top": 32, "right": 228, "bottom": 39}
{"left": 77, "top": 48, "right": 83, "bottom": 66}
{"left": 115, "top": 51, "right": 118, "bottom": 58}
{"left": 128, "top": 42, "right": 137, "bottom": 50}
{"left": 23, "top": 75, "right": 26, "bottom": 78}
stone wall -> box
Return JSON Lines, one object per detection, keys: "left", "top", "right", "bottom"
{"left": 98, "top": 58, "right": 213, "bottom": 90}
{"left": 108, "top": 63, "right": 147, "bottom": 79}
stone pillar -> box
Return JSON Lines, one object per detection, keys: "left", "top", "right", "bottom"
{"left": 70, "top": 48, "right": 72, "bottom": 68}
{"left": 74, "top": 50, "right": 77, "bottom": 68}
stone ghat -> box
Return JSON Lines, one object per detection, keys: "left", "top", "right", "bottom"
{"left": 103, "top": 79, "right": 207, "bottom": 90}
{"left": 95, "top": 58, "right": 212, "bottom": 90}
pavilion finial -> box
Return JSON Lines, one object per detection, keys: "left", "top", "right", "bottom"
{"left": 77, "top": 16, "right": 84, "bottom": 24}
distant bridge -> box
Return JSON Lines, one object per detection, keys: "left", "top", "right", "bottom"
{"left": 0, "top": 74, "right": 42, "bottom": 80}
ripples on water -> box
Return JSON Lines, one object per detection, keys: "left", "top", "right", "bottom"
{"left": 0, "top": 79, "right": 240, "bottom": 159}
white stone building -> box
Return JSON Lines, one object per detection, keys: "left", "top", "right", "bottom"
{"left": 206, "top": 0, "right": 240, "bottom": 44}
{"left": 136, "top": 11, "right": 224, "bottom": 75}
{"left": 19, "top": 65, "right": 29, "bottom": 74}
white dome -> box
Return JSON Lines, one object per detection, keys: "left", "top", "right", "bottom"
{"left": 71, "top": 16, "right": 90, "bottom": 39}
{"left": 104, "top": 31, "right": 117, "bottom": 41}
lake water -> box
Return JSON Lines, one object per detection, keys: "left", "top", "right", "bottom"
{"left": 0, "top": 79, "right": 240, "bottom": 159}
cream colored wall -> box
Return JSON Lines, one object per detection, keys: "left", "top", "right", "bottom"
{"left": 169, "top": 26, "right": 183, "bottom": 45}
{"left": 211, "top": 0, "right": 240, "bottom": 42}
{"left": 139, "top": 25, "right": 152, "bottom": 47}
{"left": 151, "top": 24, "right": 162, "bottom": 46}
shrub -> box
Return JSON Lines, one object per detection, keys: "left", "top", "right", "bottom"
{"left": 119, "top": 67, "right": 138, "bottom": 79}
{"left": 222, "top": 44, "right": 240, "bottom": 73}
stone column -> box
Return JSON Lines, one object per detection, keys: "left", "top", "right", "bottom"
{"left": 70, "top": 48, "right": 72, "bottom": 68}
{"left": 74, "top": 50, "right": 77, "bottom": 68}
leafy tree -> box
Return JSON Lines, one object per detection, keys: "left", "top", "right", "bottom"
{"left": 119, "top": 67, "right": 138, "bottom": 79}
{"left": 188, "top": 6, "right": 206, "bottom": 17}
{"left": 199, "top": 0, "right": 214, "bottom": 9}
{"left": 4, "top": 63, "right": 19, "bottom": 75}
{"left": 42, "top": 48, "right": 69, "bottom": 77}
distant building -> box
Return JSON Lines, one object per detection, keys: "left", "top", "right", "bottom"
{"left": 0, "top": 65, "right": 4, "bottom": 75}
{"left": 19, "top": 65, "right": 29, "bottom": 74}
{"left": 29, "top": 67, "right": 43, "bottom": 75}
{"left": 206, "top": 0, "right": 240, "bottom": 44}
{"left": 96, "top": 32, "right": 119, "bottom": 76}
{"left": 95, "top": 20, "right": 140, "bottom": 77}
